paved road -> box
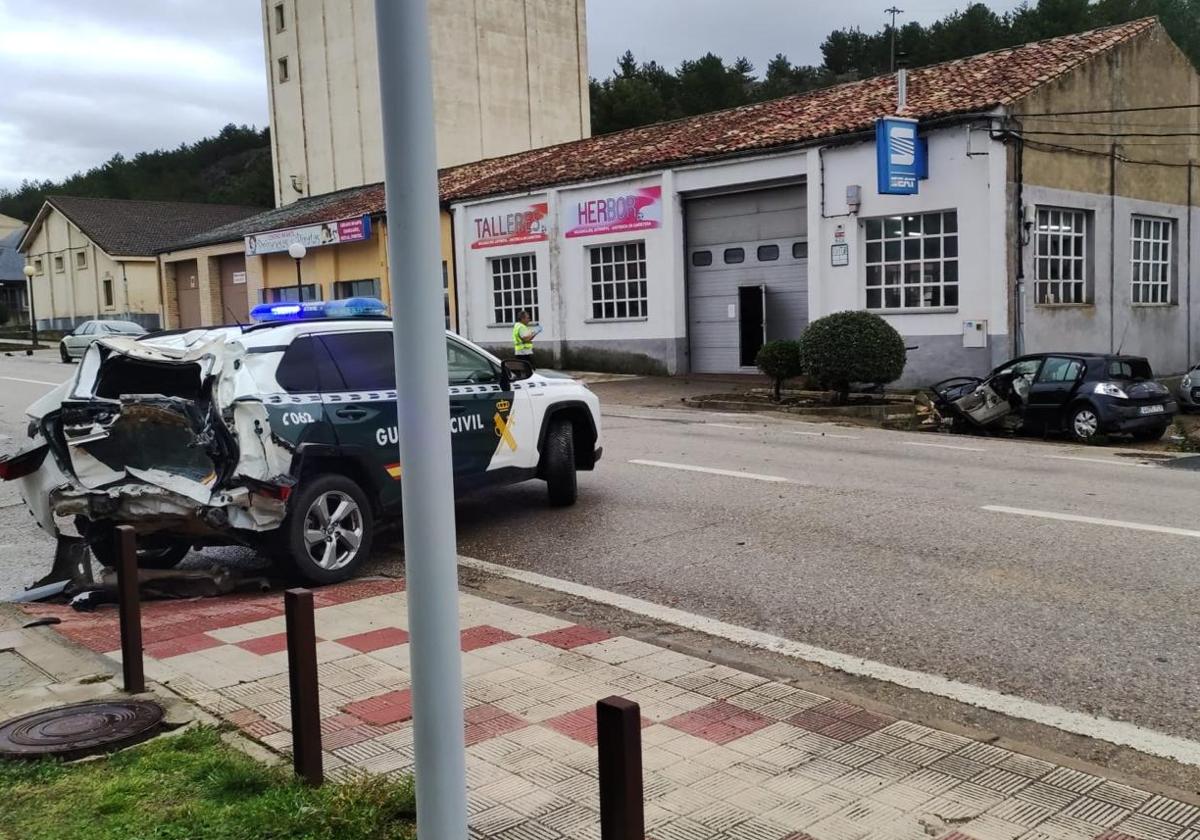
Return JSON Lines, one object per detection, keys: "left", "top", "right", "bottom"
{"left": 2, "top": 353, "right": 1198, "bottom": 748}
{"left": 450, "top": 399, "right": 1200, "bottom": 746}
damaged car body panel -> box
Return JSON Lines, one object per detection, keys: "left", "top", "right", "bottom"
{"left": 931, "top": 353, "right": 1176, "bottom": 442}
{"left": 36, "top": 334, "right": 295, "bottom": 543}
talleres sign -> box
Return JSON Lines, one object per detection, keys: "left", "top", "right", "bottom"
{"left": 562, "top": 185, "right": 662, "bottom": 238}
{"left": 245, "top": 215, "right": 372, "bottom": 256}
{"left": 471, "top": 202, "right": 549, "bottom": 249}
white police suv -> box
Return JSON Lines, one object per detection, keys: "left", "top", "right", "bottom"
{"left": 1, "top": 298, "right": 602, "bottom": 584}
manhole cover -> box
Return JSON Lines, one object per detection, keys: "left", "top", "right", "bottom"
{"left": 0, "top": 700, "right": 164, "bottom": 760}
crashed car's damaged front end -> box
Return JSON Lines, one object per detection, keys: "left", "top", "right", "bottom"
{"left": 8, "top": 333, "right": 297, "bottom": 558}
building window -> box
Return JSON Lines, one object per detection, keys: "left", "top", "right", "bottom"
{"left": 757, "top": 244, "right": 779, "bottom": 262}
{"left": 53, "top": 255, "right": 64, "bottom": 273}
{"left": 1034, "top": 207, "right": 1089, "bottom": 305}
{"left": 273, "top": 2, "right": 286, "bottom": 32}
{"left": 588, "top": 241, "right": 647, "bottom": 320}
{"left": 490, "top": 254, "right": 538, "bottom": 325}
{"left": 75, "top": 250, "right": 87, "bottom": 269}
{"left": 864, "top": 211, "right": 959, "bottom": 310}
{"left": 333, "top": 278, "right": 381, "bottom": 299}
{"left": 691, "top": 250, "right": 712, "bottom": 267}
{"left": 262, "top": 284, "right": 318, "bottom": 303}
{"left": 1131, "top": 215, "right": 1174, "bottom": 305}
{"left": 792, "top": 241, "right": 808, "bottom": 260}
{"left": 277, "top": 57, "right": 290, "bottom": 83}
{"left": 442, "top": 261, "right": 451, "bottom": 329}
{"left": 723, "top": 247, "right": 745, "bottom": 264}
{"left": 102, "top": 277, "right": 114, "bottom": 307}
{"left": 33, "top": 258, "right": 42, "bottom": 275}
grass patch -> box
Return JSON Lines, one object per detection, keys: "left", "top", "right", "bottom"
{"left": 0, "top": 726, "right": 416, "bottom": 840}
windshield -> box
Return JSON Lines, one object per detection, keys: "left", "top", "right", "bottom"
{"left": 1107, "top": 359, "right": 1153, "bottom": 380}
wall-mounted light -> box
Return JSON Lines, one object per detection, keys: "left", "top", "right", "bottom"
{"left": 1021, "top": 203, "right": 1036, "bottom": 245}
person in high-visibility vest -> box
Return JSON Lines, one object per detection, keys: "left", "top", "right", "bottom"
{"left": 512, "top": 310, "right": 537, "bottom": 368}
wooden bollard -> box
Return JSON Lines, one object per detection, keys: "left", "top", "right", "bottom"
{"left": 114, "top": 526, "right": 144, "bottom": 694}
{"left": 597, "top": 695, "right": 644, "bottom": 840}
{"left": 285, "top": 588, "right": 323, "bottom": 786}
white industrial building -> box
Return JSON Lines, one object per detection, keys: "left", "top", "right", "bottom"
{"left": 445, "top": 19, "right": 1200, "bottom": 385}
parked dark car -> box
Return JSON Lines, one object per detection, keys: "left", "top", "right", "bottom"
{"left": 931, "top": 353, "right": 1176, "bottom": 442}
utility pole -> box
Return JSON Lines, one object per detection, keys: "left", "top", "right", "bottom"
{"left": 373, "top": 2, "right": 469, "bottom": 838}
{"left": 886, "top": 6, "right": 904, "bottom": 72}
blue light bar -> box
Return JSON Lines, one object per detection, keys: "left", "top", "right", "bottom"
{"left": 250, "top": 296, "right": 388, "bottom": 323}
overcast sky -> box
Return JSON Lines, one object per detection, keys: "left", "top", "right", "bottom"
{"left": 0, "top": 0, "right": 1023, "bottom": 192}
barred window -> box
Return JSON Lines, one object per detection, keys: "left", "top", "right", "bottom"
{"left": 1035, "top": 208, "right": 1089, "bottom": 304}
{"left": 490, "top": 254, "right": 538, "bottom": 324}
{"left": 1131, "top": 216, "right": 1173, "bottom": 305}
{"left": 864, "top": 211, "right": 958, "bottom": 310}
{"left": 589, "top": 241, "right": 647, "bottom": 320}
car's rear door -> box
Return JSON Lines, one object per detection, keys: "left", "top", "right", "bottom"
{"left": 1025, "top": 355, "right": 1083, "bottom": 431}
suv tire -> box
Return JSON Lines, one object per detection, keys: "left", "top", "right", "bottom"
{"left": 282, "top": 474, "right": 374, "bottom": 584}
{"left": 543, "top": 419, "right": 577, "bottom": 507}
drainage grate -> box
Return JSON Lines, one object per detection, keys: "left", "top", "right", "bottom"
{"left": 0, "top": 700, "right": 164, "bottom": 761}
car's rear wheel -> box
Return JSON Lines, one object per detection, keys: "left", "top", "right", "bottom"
{"left": 87, "top": 526, "right": 191, "bottom": 570}
{"left": 59, "top": 343, "right": 71, "bottom": 363}
{"left": 1069, "top": 404, "right": 1101, "bottom": 443}
{"left": 282, "top": 474, "right": 373, "bottom": 584}
{"left": 543, "top": 419, "right": 577, "bottom": 507}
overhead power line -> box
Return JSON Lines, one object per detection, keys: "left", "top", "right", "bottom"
{"left": 1022, "top": 129, "right": 1200, "bottom": 138}
{"left": 1017, "top": 136, "right": 1197, "bottom": 169}
{"left": 1015, "top": 103, "right": 1200, "bottom": 117}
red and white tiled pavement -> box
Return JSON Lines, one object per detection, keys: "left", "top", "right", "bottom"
{"left": 23, "top": 579, "right": 1200, "bottom": 840}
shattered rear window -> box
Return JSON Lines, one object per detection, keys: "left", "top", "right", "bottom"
{"left": 94, "top": 357, "right": 204, "bottom": 401}
{"left": 75, "top": 401, "right": 218, "bottom": 485}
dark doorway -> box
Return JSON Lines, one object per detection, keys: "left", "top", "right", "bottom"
{"left": 738, "top": 285, "right": 765, "bottom": 367}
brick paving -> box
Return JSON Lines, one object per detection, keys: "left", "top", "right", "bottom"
{"left": 20, "top": 579, "right": 1200, "bottom": 840}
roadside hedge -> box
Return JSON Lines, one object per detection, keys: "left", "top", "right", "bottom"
{"left": 755, "top": 340, "right": 802, "bottom": 402}
{"left": 797, "top": 310, "right": 906, "bottom": 403}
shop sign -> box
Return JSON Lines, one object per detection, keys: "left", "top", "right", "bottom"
{"left": 244, "top": 215, "right": 372, "bottom": 256}
{"left": 562, "top": 185, "right": 662, "bottom": 239}
{"left": 875, "top": 117, "right": 924, "bottom": 195}
{"left": 471, "top": 202, "right": 549, "bottom": 249}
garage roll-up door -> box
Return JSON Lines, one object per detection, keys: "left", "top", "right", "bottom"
{"left": 685, "top": 186, "right": 808, "bottom": 374}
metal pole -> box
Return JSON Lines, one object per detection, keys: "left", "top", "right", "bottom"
{"left": 597, "top": 696, "right": 645, "bottom": 840}
{"left": 114, "top": 526, "right": 144, "bottom": 694}
{"left": 294, "top": 258, "right": 303, "bottom": 299}
{"left": 373, "top": 2, "right": 469, "bottom": 837}
{"left": 284, "top": 588, "right": 323, "bottom": 786}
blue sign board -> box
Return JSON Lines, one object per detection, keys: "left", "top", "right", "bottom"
{"left": 876, "top": 117, "right": 924, "bottom": 195}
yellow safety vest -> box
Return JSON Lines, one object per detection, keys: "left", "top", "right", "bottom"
{"left": 513, "top": 322, "right": 534, "bottom": 353}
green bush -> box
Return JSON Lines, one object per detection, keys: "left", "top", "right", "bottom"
{"left": 755, "top": 339, "right": 802, "bottom": 402}
{"left": 797, "top": 310, "right": 906, "bottom": 403}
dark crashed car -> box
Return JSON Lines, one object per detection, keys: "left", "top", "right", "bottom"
{"left": 931, "top": 353, "right": 1176, "bottom": 442}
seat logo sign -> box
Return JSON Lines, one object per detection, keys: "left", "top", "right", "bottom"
{"left": 494, "top": 400, "right": 517, "bottom": 451}
{"left": 876, "top": 117, "right": 925, "bottom": 195}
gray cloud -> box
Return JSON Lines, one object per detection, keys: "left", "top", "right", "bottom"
{"left": 2, "top": 0, "right": 1026, "bottom": 193}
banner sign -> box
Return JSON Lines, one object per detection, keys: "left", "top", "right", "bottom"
{"left": 876, "top": 117, "right": 924, "bottom": 195}
{"left": 562, "top": 185, "right": 662, "bottom": 239}
{"left": 245, "top": 215, "right": 372, "bottom": 256}
{"left": 470, "top": 202, "right": 549, "bottom": 249}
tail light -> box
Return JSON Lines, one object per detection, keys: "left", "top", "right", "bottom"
{"left": 0, "top": 444, "right": 49, "bottom": 482}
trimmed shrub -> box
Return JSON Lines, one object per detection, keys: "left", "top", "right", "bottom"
{"left": 797, "top": 310, "right": 906, "bottom": 403}
{"left": 755, "top": 339, "right": 802, "bottom": 402}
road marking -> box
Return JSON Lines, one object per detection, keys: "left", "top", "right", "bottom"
{"left": 705, "top": 423, "right": 751, "bottom": 431}
{"left": 901, "top": 441, "right": 986, "bottom": 452}
{"left": 788, "top": 430, "right": 862, "bottom": 440}
{"left": 983, "top": 505, "right": 1200, "bottom": 539}
{"left": 1046, "top": 455, "right": 1150, "bottom": 468}
{"left": 459, "top": 555, "right": 1200, "bottom": 767}
{"left": 628, "top": 459, "right": 795, "bottom": 483}
{"left": 0, "top": 376, "right": 63, "bottom": 387}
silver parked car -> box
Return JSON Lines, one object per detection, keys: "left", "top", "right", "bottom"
{"left": 1178, "top": 362, "right": 1200, "bottom": 412}
{"left": 59, "top": 320, "right": 146, "bottom": 362}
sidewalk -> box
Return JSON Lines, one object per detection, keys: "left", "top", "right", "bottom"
{"left": 17, "top": 577, "right": 1200, "bottom": 840}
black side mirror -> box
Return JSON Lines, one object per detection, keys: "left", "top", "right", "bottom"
{"left": 501, "top": 358, "right": 534, "bottom": 385}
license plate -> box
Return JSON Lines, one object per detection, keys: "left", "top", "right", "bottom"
{"left": 1140, "top": 404, "right": 1165, "bottom": 415}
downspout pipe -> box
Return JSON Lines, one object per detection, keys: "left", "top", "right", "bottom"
{"left": 1188, "top": 160, "right": 1195, "bottom": 366}
{"left": 1012, "top": 127, "right": 1026, "bottom": 357}
{"left": 1109, "top": 144, "right": 1117, "bottom": 353}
